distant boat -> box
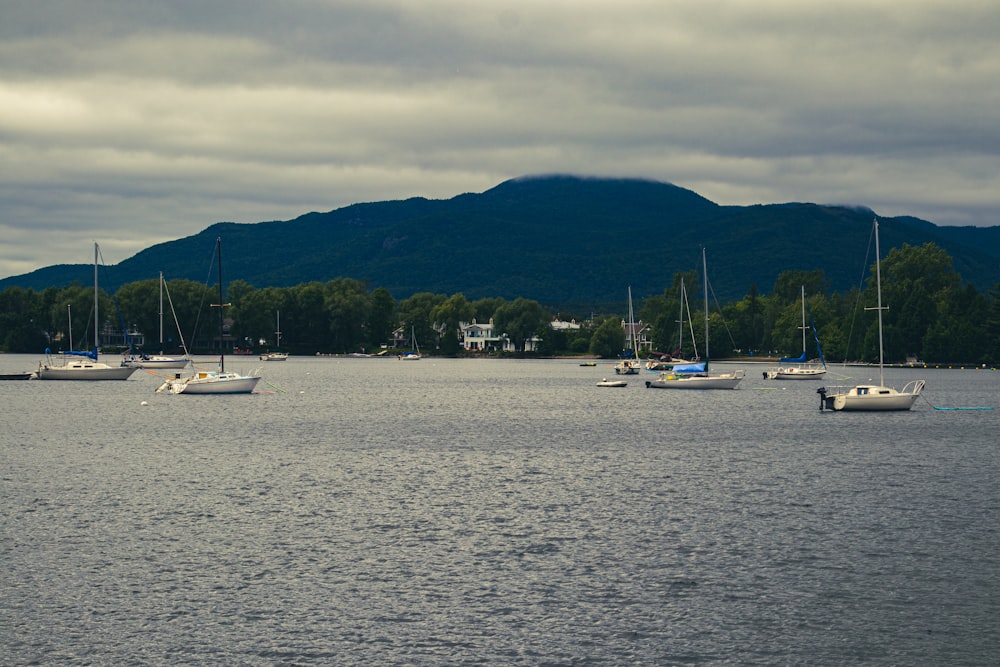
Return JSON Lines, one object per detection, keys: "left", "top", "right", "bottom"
{"left": 596, "top": 378, "right": 628, "bottom": 387}
{"left": 819, "top": 219, "right": 924, "bottom": 411}
{"left": 646, "top": 248, "right": 744, "bottom": 390}
{"left": 157, "top": 238, "right": 261, "bottom": 395}
{"left": 260, "top": 311, "right": 288, "bottom": 361}
{"left": 122, "top": 272, "right": 191, "bottom": 370}
{"left": 37, "top": 243, "right": 140, "bottom": 381}
{"left": 400, "top": 326, "right": 421, "bottom": 360}
{"left": 614, "top": 286, "right": 641, "bottom": 375}
{"left": 646, "top": 277, "right": 698, "bottom": 370}
{"left": 765, "top": 285, "right": 827, "bottom": 380}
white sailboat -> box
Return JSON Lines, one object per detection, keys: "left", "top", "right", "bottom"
{"left": 614, "top": 285, "right": 641, "bottom": 375}
{"left": 765, "top": 285, "right": 827, "bottom": 379}
{"left": 260, "top": 311, "right": 288, "bottom": 361}
{"left": 37, "top": 244, "right": 140, "bottom": 381}
{"left": 123, "top": 272, "right": 191, "bottom": 369}
{"left": 157, "top": 238, "right": 261, "bottom": 394}
{"left": 645, "top": 248, "right": 744, "bottom": 390}
{"left": 646, "top": 277, "right": 698, "bottom": 370}
{"left": 400, "top": 326, "right": 422, "bottom": 360}
{"left": 819, "top": 219, "right": 924, "bottom": 411}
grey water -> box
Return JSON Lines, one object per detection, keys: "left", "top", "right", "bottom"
{"left": 2, "top": 354, "right": 998, "bottom": 666}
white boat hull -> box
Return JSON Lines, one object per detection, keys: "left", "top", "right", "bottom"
{"left": 823, "top": 382, "right": 923, "bottom": 411}
{"left": 37, "top": 360, "right": 138, "bottom": 381}
{"left": 645, "top": 370, "right": 744, "bottom": 390}
{"left": 124, "top": 356, "right": 191, "bottom": 369}
{"left": 614, "top": 361, "right": 640, "bottom": 375}
{"left": 260, "top": 352, "right": 288, "bottom": 361}
{"left": 765, "top": 366, "right": 826, "bottom": 380}
{"left": 158, "top": 371, "right": 261, "bottom": 394}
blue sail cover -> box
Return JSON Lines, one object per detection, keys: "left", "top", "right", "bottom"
{"left": 64, "top": 347, "right": 99, "bottom": 360}
{"left": 672, "top": 362, "right": 706, "bottom": 374}
{"left": 779, "top": 351, "right": 808, "bottom": 363}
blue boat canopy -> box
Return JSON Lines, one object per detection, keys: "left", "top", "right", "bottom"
{"left": 63, "top": 347, "right": 99, "bottom": 360}
{"left": 779, "top": 351, "right": 808, "bottom": 363}
{"left": 672, "top": 362, "right": 706, "bottom": 374}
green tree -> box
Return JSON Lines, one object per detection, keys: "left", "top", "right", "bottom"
{"left": 325, "top": 278, "right": 369, "bottom": 353}
{"left": 398, "top": 292, "right": 448, "bottom": 352}
{"left": 493, "top": 298, "right": 550, "bottom": 353}
{"left": 367, "top": 287, "right": 396, "bottom": 351}
{"left": 0, "top": 286, "right": 47, "bottom": 352}
{"left": 431, "top": 293, "right": 475, "bottom": 356}
{"left": 589, "top": 317, "right": 625, "bottom": 358}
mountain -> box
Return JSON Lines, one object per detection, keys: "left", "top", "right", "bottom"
{"left": 3, "top": 174, "right": 999, "bottom": 306}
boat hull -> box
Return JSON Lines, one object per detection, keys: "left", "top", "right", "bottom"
{"left": 124, "top": 357, "right": 191, "bottom": 369}
{"left": 766, "top": 366, "right": 827, "bottom": 380}
{"left": 645, "top": 371, "right": 744, "bottom": 390}
{"left": 821, "top": 381, "right": 924, "bottom": 411}
{"left": 614, "top": 361, "right": 639, "bottom": 375}
{"left": 37, "top": 361, "right": 138, "bottom": 381}
{"left": 159, "top": 371, "right": 260, "bottom": 394}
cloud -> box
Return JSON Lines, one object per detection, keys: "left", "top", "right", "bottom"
{"left": 1, "top": 0, "right": 999, "bottom": 277}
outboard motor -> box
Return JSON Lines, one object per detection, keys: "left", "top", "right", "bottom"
{"left": 817, "top": 386, "right": 828, "bottom": 410}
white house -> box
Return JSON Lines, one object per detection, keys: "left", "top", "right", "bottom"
{"left": 458, "top": 318, "right": 543, "bottom": 352}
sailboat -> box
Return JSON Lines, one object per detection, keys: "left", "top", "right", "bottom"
{"left": 400, "top": 326, "right": 421, "bottom": 360}
{"left": 765, "top": 285, "right": 827, "bottom": 379}
{"left": 157, "top": 238, "right": 261, "bottom": 394}
{"left": 260, "top": 311, "right": 288, "bottom": 361}
{"left": 819, "top": 219, "right": 924, "bottom": 411}
{"left": 645, "top": 248, "right": 745, "bottom": 390}
{"left": 646, "top": 277, "right": 698, "bottom": 370}
{"left": 614, "top": 285, "right": 641, "bottom": 375}
{"left": 37, "top": 244, "right": 140, "bottom": 381}
{"left": 123, "top": 272, "right": 191, "bottom": 369}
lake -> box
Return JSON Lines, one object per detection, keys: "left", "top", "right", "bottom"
{"left": 2, "top": 354, "right": 998, "bottom": 665}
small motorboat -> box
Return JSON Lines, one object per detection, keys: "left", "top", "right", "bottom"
{"left": 596, "top": 378, "right": 628, "bottom": 387}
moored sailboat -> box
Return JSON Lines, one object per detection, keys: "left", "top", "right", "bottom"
{"left": 400, "top": 326, "right": 421, "bottom": 360}
{"left": 646, "top": 248, "right": 744, "bottom": 390}
{"left": 818, "top": 219, "right": 924, "bottom": 411}
{"left": 260, "top": 310, "right": 288, "bottom": 360}
{"left": 614, "top": 285, "right": 641, "bottom": 375}
{"left": 123, "top": 272, "right": 191, "bottom": 369}
{"left": 157, "top": 238, "right": 261, "bottom": 395}
{"left": 37, "top": 244, "right": 139, "bottom": 381}
{"left": 765, "top": 285, "right": 827, "bottom": 380}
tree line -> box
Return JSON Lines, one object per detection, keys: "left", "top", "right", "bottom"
{"left": 1, "top": 242, "right": 997, "bottom": 364}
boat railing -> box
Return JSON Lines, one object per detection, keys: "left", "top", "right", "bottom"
{"left": 902, "top": 379, "right": 925, "bottom": 395}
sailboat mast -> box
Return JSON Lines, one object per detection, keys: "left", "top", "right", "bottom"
{"left": 217, "top": 237, "right": 225, "bottom": 373}
{"left": 627, "top": 285, "right": 637, "bottom": 356}
{"left": 800, "top": 285, "right": 808, "bottom": 356}
{"left": 874, "top": 218, "right": 885, "bottom": 386}
{"left": 93, "top": 242, "right": 99, "bottom": 355}
{"left": 677, "top": 277, "right": 684, "bottom": 353}
{"left": 702, "top": 248, "right": 709, "bottom": 361}
{"left": 159, "top": 271, "right": 164, "bottom": 352}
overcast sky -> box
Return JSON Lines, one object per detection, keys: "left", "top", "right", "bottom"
{"left": 2, "top": 0, "right": 998, "bottom": 279}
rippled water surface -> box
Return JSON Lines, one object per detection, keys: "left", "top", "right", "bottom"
{"left": 2, "top": 355, "right": 998, "bottom": 665}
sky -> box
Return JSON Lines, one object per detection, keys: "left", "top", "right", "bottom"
{"left": 2, "top": 0, "right": 999, "bottom": 279}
